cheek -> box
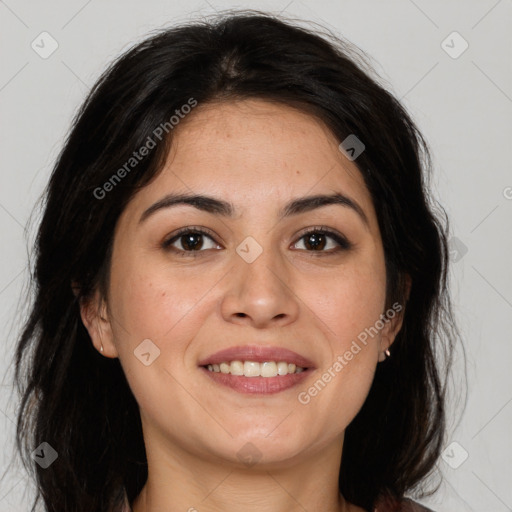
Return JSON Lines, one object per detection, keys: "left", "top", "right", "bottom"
{"left": 304, "top": 262, "right": 387, "bottom": 349}
{"left": 109, "top": 258, "right": 211, "bottom": 344}
{"left": 294, "top": 262, "right": 385, "bottom": 421}
{"left": 107, "top": 262, "right": 213, "bottom": 420}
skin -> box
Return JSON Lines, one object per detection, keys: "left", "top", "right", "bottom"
{"left": 81, "top": 99, "right": 407, "bottom": 512}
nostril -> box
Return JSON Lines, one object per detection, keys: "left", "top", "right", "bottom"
{"left": 235, "top": 313, "right": 247, "bottom": 318}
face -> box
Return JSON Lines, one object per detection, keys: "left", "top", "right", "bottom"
{"left": 82, "top": 99, "right": 404, "bottom": 469}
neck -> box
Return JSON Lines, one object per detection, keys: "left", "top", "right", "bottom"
{"left": 131, "top": 426, "right": 354, "bottom": 512}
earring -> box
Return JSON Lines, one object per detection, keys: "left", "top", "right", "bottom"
{"left": 100, "top": 344, "right": 104, "bottom": 353}
{"left": 385, "top": 348, "right": 391, "bottom": 357}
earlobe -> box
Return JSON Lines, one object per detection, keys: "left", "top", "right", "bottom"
{"left": 379, "top": 285, "right": 409, "bottom": 362}
{"left": 78, "top": 290, "right": 118, "bottom": 358}
{"left": 378, "top": 347, "right": 391, "bottom": 363}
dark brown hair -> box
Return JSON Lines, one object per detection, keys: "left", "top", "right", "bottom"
{"left": 14, "top": 10, "right": 459, "bottom": 512}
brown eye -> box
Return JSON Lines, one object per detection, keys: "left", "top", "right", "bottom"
{"left": 179, "top": 233, "right": 205, "bottom": 251}
{"left": 293, "top": 228, "right": 351, "bottom": 253}
{"left": 163, "top": 228, "right": 221, "bottom": 253}
{"left": 303, "top": 232, "right": 327, "bottom": 250}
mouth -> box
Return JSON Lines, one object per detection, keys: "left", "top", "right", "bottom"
{"left": 198, "top": 345, "right": 315, "bottom": 395}
{"left": 203, "top": 360, "right": 307, "bottom": 376}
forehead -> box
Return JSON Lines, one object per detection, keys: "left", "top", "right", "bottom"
{"left": 124, "top": 99, "right": 376, "bottom": 226}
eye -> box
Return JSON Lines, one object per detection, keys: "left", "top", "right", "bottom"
{"left": 292, "top": 227, "right": 351, "bottom": 253}
{"left": 162, "top": 227, "right": 222, "bottom": 254}
{"left": 162, "top": 226, "right": 351, "bottom": 256}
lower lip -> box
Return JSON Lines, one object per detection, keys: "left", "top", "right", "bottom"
{"left": 199, "top": 366, "right": 312, "bottom": 394}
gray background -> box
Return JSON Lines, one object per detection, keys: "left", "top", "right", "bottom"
{"left": 1, "top": 1, "right": 511, "bottom": 511}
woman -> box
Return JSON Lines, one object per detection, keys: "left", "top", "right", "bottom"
{"left": 15, "top": 10, "right": 458, "bottom": 512}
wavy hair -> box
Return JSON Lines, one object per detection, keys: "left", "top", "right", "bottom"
{"left": 14, "top": 10, "right": 460, "bottom": 512}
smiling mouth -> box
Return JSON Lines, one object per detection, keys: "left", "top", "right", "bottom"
{"left": 202, "top": 360, "right": 307, "bottom": 377}
{"left": 199, "top": 360, "right": 313, "bottom": 395}
{"left": 198, "top": 345, "right": 315, "bottom": 394}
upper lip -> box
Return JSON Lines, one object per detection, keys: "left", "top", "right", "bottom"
{"left": 198, "top": 345, "right": 315, "bottom": 369}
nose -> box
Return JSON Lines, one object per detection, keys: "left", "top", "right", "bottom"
{"left": 220, "top": 248, "right": 300, "bottom": 329}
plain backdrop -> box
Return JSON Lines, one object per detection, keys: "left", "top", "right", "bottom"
{"left": 1, "top": 1, "right": 511, "bottom": 511}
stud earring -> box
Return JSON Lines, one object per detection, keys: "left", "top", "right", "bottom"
{"left": 385, "top": 348, "right": 391, "bottom": 357}
{"left": 100, "top": 344, "right": 104, "bottom": 353}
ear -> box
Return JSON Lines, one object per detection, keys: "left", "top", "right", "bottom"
{"left": 79, "top": 288, "right": 119, "bottom": 358}
{"left": 378, "top": 274, "right": 411, "bottom": 362}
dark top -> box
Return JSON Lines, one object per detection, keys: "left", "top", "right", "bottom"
{"left": 121, "top": 494, "right": 435, "bottom": 511}
{"left": 374, "top": 496, "right": 435, "bottom": 511}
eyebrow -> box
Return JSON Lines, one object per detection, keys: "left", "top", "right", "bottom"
{"left": 139, "top": 191, "right": 369, "bottom": 227}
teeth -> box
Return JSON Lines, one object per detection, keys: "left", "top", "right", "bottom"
{"left": 261, "top": 362, "right": 277, "bottom": 377}
{"left": 205, "top": 360, "right": 306, "bottom": 376}
{"left": 230, "top": 360, "right": 244, "bottom": 376}
{"left": 277, "top": 362, "right": 288, "bottom": 375}
{"left": 244, "top": 361, "right": 260, "bottom": 377}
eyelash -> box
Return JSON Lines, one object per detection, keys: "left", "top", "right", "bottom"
{"left": 162, "top": 225, "right": 352, "bottom": 257}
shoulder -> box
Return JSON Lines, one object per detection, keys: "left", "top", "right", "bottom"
{"left": 374, "top": 496, "right": 436, "bottom": 512}
{"left": 399, "top": 498, "right": 436, "bottom": 512}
